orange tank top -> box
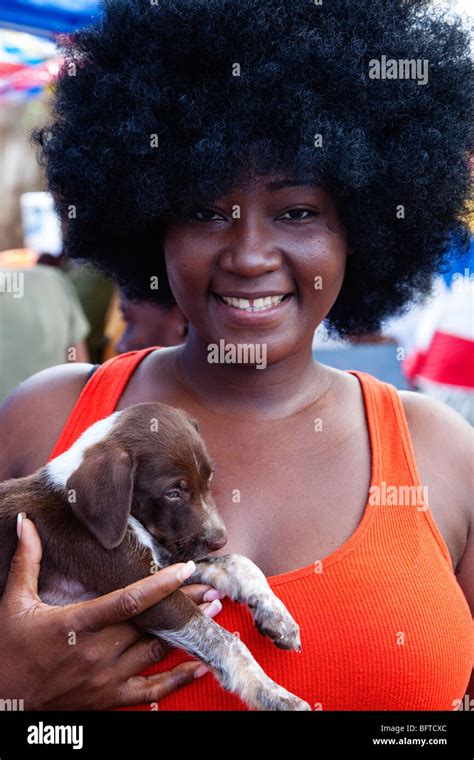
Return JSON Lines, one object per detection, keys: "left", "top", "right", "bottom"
{"left": 48, "top": 347, "right": 473, "bottom": 711}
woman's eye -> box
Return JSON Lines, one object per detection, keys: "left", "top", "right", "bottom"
{"left": 279, "top": 208, "right": 318, "bottom": 221}
{"left": 190, "top": 209, "right": 223, "bottom": 222}
{"left": 165, "top": 490, "right": 181, "bottom": 499}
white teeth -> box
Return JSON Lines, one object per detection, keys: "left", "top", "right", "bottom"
{"left": 220, "top": 295, "right": 286, "bottom": 311}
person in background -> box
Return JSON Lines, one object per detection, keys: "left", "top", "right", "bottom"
{"left": 18, "top": 191, "right": 112, "bottom": 364}
{"left": 66, "top": 263, "right": 114, "bottom": 363}
{"left": 116, "top": 290, "right": 188, "bottom": 353}
{"left": 102, "top": 288, "right": 188, "bottom": 359}
{"left": 0, "top": 247, "right": 90, "bottom": 402}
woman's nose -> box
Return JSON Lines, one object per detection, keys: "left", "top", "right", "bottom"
{"left": 219, "top": 223, "right": 283, "bottom": 277}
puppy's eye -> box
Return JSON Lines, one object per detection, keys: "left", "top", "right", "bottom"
{"left": 165, "top": 490, "right": 181, "bottom": 499}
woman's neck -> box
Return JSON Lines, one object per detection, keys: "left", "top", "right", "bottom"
{"left": 172, "top": 332, "right": 332, "bottom": 420}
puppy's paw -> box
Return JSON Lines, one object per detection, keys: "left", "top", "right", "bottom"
{"left": 255, "top": 684, "right": 311, "bottom": 711}
{"left": 252, "top": 597, "right": 302, "bottom": 651}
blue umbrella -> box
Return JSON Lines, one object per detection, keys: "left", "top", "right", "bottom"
{"left": 0, "top": 0, "right": 102, "bottom": 38}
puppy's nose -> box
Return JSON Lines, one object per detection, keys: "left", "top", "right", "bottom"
{"left": 205, "top": 532, "right": 227, "bottom": 552}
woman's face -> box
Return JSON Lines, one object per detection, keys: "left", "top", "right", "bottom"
{"left": 164, "top": 175, "right": 349, "bottom": 365}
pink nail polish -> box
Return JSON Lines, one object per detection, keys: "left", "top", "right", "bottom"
{"left": 16, "top": 512, "right": 26, "bottom": 539}
{"left": 178, "top": 560, "right": 196, "bottom": 581}
{"left": 203, "top": 599, "right": 222, "bottom": 617}
{"left": 194, "top": 664, "right": 210, "bottom": 679}
{"left": 203, "top": 588, "right": 223, "bottom": 602}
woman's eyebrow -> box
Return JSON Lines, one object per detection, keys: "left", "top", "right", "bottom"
{"left": 266, "top": 179, "right": 320, "bottom": 192}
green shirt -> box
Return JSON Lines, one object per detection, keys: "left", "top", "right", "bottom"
{"left": 0, "top": 264, "right": 90, "bottom": 402}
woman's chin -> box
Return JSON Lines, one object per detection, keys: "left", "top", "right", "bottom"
{"left": 202, "top": 312, "right": 304, "bottom": 371}
{"left": 184, "top": 293, "right": 320, "bottom": 367}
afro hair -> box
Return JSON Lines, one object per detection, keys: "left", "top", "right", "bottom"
{"left": 32, "top": 0, "right": 473, "bottom": 336}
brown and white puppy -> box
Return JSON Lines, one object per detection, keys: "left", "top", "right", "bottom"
{"left": 0, "top": 402, "right": 310, "bottom": 711}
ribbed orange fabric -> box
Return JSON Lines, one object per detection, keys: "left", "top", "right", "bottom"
{"left": 48, "top": 348, "right": 473, "bottom": 711}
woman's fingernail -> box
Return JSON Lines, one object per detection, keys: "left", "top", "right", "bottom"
{"left": 203, "top": 599, "right": 222, "bottom": 617}
{"left": 177, "top": 561, "right": 196, "bottom": 582}
{"left": 203, "top": 588, "right": 224, "bottom": 602}
{"left": 194, "top": 664, "right": 210, "bottom": 679}
{"left": 16, "top": 512, "right": 26, "bottom": 539}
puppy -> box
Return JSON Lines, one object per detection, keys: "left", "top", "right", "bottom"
{"left": 0, "top": 402, "right": 310, "bottom": 711}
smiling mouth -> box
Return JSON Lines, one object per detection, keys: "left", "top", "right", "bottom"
{"left": 214, "top": 294, "right": 292, "bottom": 312}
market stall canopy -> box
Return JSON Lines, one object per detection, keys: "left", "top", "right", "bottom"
{"left": 0, "top": 0, "right": 101, "bottom": 39}
{"left": 0, "top": 28, "right": 60, "bottom": 102}
{"left": 0, "top": 0, "right": 102, "bottom": 101}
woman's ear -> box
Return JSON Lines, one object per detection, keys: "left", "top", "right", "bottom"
{"left": 67, "top": 444, "right": 135, "bottom": 549}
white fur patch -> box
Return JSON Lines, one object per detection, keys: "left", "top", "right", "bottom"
{"left": 44, "top": 411, "right": 123, "bottom": 489}
{"left": 128, "top": 515, "right": 163, "bottom": 567}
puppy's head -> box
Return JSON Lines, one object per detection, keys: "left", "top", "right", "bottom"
{"left": 46, "top": 402, "right": 227, "bottom": 560}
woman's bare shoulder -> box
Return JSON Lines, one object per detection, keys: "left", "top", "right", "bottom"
{"left": 399, "top": 390, "right": 473, "bottom": 503}
{"left": 400, "top": 390, "right": 473, "bottom": 567}
{"left": 0, "top": 363, "right": 93, "bottom": 479}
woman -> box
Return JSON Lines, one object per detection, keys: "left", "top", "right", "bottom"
{"left": 0, "top": 0, "right": 472, "bottom": 710}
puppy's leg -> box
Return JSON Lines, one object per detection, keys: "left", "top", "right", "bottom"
{"left": 183, "top": 554, "right": 302, "bottom": 651}
{"left": 49, "top": 529, "right": 309, "bottom": 710}
{"left": 135, "top": 591, "right": 310, "bottom": 711}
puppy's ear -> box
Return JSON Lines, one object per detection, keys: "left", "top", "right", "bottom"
{"left": 188, "top": 418, "right": 199, "bottom": 432}
{"left": 67, "top": 444, "right": 135, "bottom": 549}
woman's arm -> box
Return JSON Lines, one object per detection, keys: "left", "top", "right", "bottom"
{"left": 456, "top": 517, "right": 474, "bottom": 701}
{"left": 0, "top": 363, "right": 93, "bottom": 478}
{"left": 401, "top": 390, "right": 473, "bottom": 572}
{"left": 401, "top": 391, "right": 474, "bottom": 701}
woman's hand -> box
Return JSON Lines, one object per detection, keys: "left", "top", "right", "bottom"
{"left": 0, "top": 515, "right": 224, "bottom": 710}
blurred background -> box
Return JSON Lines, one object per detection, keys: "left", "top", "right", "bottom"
{"left": 0, "top": 0, "right": 472, "bottom": 423}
